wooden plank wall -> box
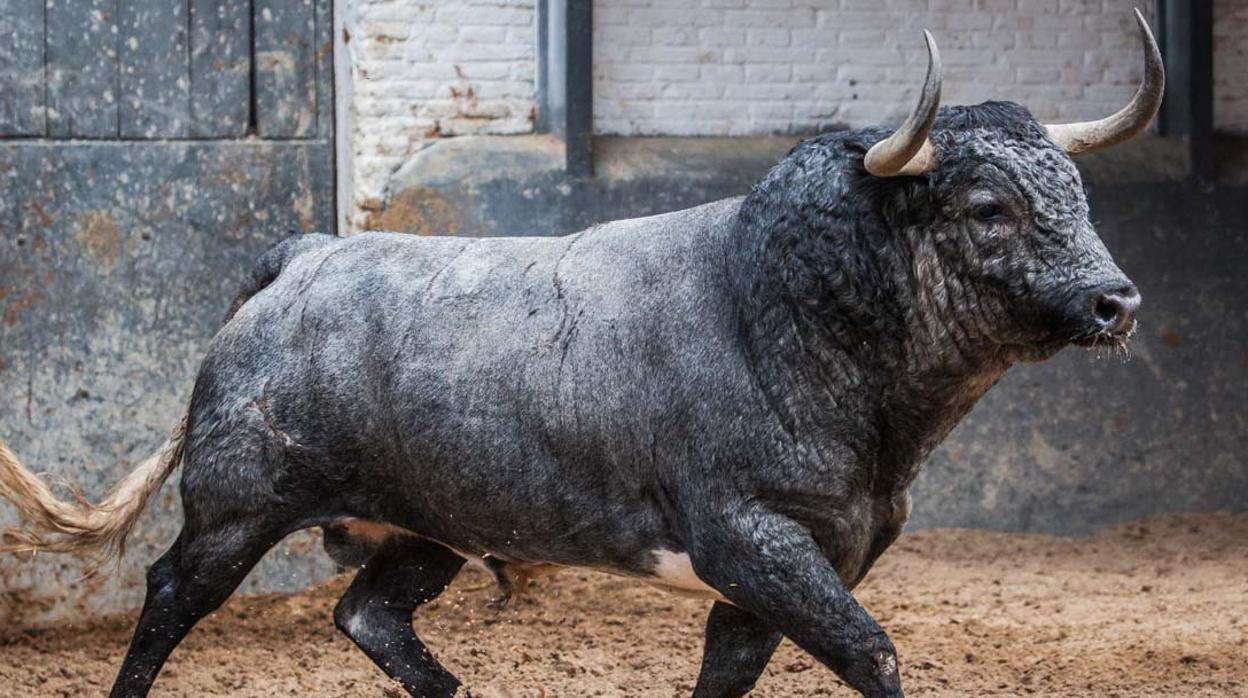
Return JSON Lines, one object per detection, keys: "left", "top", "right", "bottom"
{"left": 0, "top": 0, "right": 330, "bottom": 140}
{"left": 0, "top": 0, "right": 45, "bottom": 135}
{"left": 254, "top": 0, "right": 317, "bottom": 138}
{"left": 190, "top": 0, "right": 251, "bottom": 138}
{"left": 46, "top": 0, "right": 118, "bottom": 137}
{"left": 120, "top": 0, "right": 191, "bottom": 138}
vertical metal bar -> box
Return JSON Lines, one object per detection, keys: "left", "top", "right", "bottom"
{"left": 334, "top": 0, "right": 352, "bottom": 234}
{"left": 1159, "top": 0, "right": 1214, "bottom": 181}
{"left": 537, "top": 0, "right": 592, "bottom": 177}
{"left": 1187, "top": 2, "right": 1213, "bottom": 182}
{"left": 535, "top": 0, "right": 550, "bottom": 135}
{"left": 563, "top": 0, "right": 592, "bottom": 177}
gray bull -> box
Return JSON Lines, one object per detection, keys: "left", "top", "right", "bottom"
{"left": 0, "top": 13, "right": 1162, "bottom": 698}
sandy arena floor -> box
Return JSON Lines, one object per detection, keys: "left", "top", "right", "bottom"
{"left": 0, "top": 512, "right": 1244, "bottom": 697}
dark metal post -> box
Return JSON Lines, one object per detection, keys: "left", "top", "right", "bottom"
{"left": 535, "top": 0, "right": 551, "bottom": 134}
{"left": 537, "top": 0, "right": 593, "bottom": 177}
{"left": 1159, "top": 0, "right": 1214, "bottom": 181}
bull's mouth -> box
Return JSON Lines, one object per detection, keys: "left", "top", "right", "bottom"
{"left": 1003, "top": 320, "right": 1137, "bottom": 362}
{"left": 1072, "top": 319, "right": 1138, "bottom": 349}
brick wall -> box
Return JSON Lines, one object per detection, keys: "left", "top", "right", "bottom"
{"left": 1215, "top": 0, "right": 1248, "bottom": 134}
{"left": 343, "top": 0, "right": 1248, "bottom": 227}
{"left": 592, "top": 0, "right": 1164, "bottom": 136}
{"left": 345, "top": 0, "right": 536, "bottom": 225}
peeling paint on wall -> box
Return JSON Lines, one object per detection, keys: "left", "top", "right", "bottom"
{"left": 365, "top": 186, "right": 462, "bottom": 236}
{"left": 75, "top": 211, "right": 122, "bottom": 269}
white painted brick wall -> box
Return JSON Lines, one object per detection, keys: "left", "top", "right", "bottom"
{"left": 1215, "top": 0, "right": 1248, "bottom": 134}
{"left": 343, "top": 0, "right": 1248, "bottom": 226}
{"left": 593, "top": 0, "right": 1165, "bottom": 136}
{"left": 346, "top": 0, "right": 536, "bottom": 220}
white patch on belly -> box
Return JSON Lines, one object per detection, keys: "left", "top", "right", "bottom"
{"left": 647, "top": 550, "right": 726, "bottom": 601}
{"left": 342, "top": 609, "right": 369, "bottom": 638}
{"left": 326, "top": 519, "right": 728, "bottom": 603}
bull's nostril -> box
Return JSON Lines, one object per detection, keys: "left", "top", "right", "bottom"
{"left": 1094, "top": 296, "right": 1122, "bottom": 325}
{"left": 1090, "top": 285, "right": 1140, "bottom": 335}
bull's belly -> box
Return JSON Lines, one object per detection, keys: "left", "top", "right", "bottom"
{"left": 329, "top": 518, "right": 726, "bottom": 602}
{"left": 639, "top": 550, "right": 727, "bottom": 601}
{"left": 480, "top": 550, "right": 728, "bottom": 603}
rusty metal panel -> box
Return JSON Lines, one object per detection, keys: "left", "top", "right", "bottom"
{"left": 254, "top": 0, "right": 317, "bottom": 138}
{"left": 11, "top": 0, "right": 332, "bottom": 142}
{"left": 190, "top": 0, "right": 252, "bottom": 138}
{"left": 0, "top": 0, "right": 338, "bottom": 629}
{"left": 0, "top": 139, "right": 336, "bottom": 626}
{"left": 119, "top": 0, "right": 191, "bottom": 138}
{"left": 0, "top": 0, "right": 45, "bottom": 136}
{"left": 47, "top": 0, "right": 119, "bottom": 138}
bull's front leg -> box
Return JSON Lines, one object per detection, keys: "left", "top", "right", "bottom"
{"left": 688, "top": 504, "right": 903, "bottom": 698}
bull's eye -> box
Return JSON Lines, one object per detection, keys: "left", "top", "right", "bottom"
{"left": 971, "top": 202, "right": 1007, "bottom": 222}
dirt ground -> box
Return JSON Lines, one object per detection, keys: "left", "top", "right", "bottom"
{"left": 1, "top": 512, "right": 1244, "bottom": 697}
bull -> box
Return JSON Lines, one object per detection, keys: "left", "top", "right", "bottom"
{"left": 0, "top": 11, "right": 1162, "bottom": 698}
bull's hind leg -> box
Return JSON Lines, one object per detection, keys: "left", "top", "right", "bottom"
{"left": 109, "top": 520, "right": 283, "bottom": 698}
{"left": 334, "top": 535, "right": 466, "bottom": 697}
{"left": 692, "top": 602, "right": 783, "bottom": 698}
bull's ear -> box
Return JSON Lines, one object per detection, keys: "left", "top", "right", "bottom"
{"left": 864, "top": 30, "right": 942, "bottom": 177}
{"left": 1044, "top": 9, "right": 1164, "bottom": 155}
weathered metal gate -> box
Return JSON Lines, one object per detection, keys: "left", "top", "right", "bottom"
{"left": 0, "top": 0, "right": 336, "bottom": 625}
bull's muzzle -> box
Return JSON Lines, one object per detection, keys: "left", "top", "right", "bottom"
{"left": 1089, "top": 283, "right": 1141, "bottom": 339}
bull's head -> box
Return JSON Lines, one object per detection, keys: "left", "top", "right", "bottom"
{"left": 862, "top": 10, "right": 1162, "bottom": 361}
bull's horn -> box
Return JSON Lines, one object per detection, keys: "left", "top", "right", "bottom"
{"left": 864, "top": 30, "right": 942, "bottom": 177}
{"left": 1045, "top": 9, "right": 1165, "bottom": 155}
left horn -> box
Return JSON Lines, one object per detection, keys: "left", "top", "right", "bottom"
{"left": 864, "top": 30, "right": 942, "bottom": 177}
{"left": 1045, "top": 8, "right": 1165, "bottom": 155}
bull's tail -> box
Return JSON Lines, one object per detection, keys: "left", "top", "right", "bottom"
{"left": 0, "top": 236, "right": 331, "bottom": 562}
{"left": 0, "top": 415, "right": 187, "bottom": 562}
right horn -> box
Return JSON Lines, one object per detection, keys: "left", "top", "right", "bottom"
{"left": 864, "top": 29, "right": 943, "bottom": 177}
{"left": 1045, "top": 8, "right": 1165, "bottom": 155}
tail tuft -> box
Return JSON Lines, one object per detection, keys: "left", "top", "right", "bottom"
{"left": 0, "top": 416, "right": 187, "bottom": 565}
